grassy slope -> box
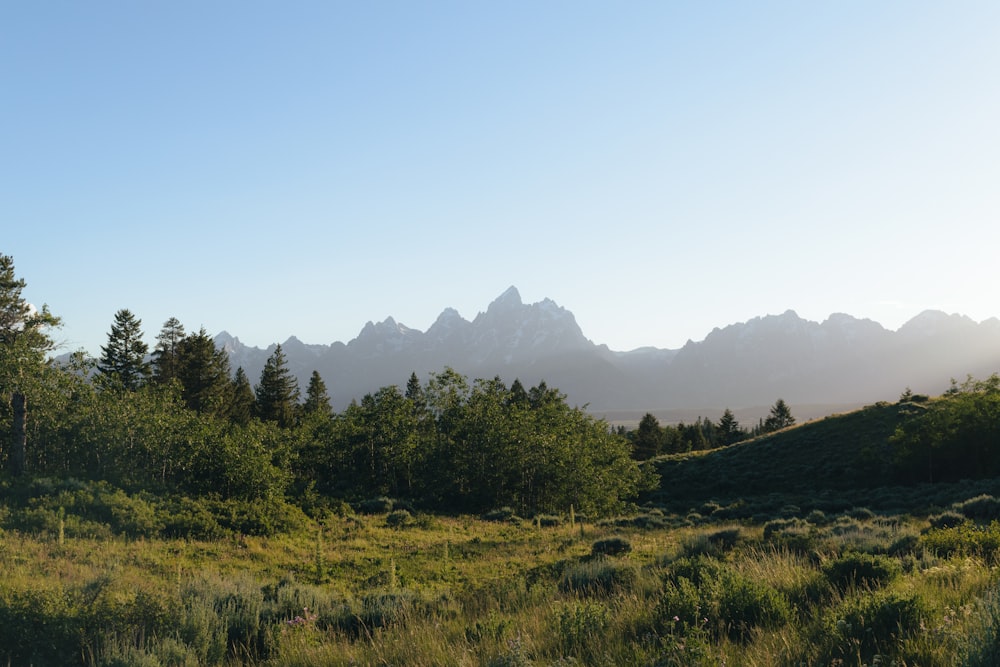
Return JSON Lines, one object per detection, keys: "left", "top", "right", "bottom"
{"left": 645, "top": 400, "right": 1000, "bottom": 515}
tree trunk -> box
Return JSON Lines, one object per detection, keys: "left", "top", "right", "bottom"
{"left": 11, "top": 391, "right": 26, "bottom": 476}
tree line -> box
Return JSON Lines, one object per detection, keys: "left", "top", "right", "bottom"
{"left": 624, "top": 400, "right": 796, "bottom": 460}
{"left": 0, "top": 254, "right": 652, "bottom": 519}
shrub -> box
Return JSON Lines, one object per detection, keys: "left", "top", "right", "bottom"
{"left": 385, "top": 509, "right": 413, "bottom": 528}
{"left": 819, "top": 590, "right": 926, "bottom": 664}
{"left": 805, "top": 509, "right": 827, "bottom": 525}
{"left": 591, "top": 536, "right": 632, "bottom": 557}
{"left": 847, "top": 507, "right": 876, "bottom": 521}
{"left": 357, "top": 497, "right": 394, "bottom": 514}
{"left": 955, "top": 495, "right": 1000, "bottom": 522}
{"left": 552, "top": 601, "right": 609, "bottom": 659}
{"left": 559, "top": 560, "right": 638, "bottom": 596}
{"left": 536, "top": 514, "right": 562, "bottom": 527}
{"left": 160, "top": 497, "right": 225, "bottom": 540}
{"left": 482, "top": 507, "right": 519, "bottom": 522}
{"left": 930, "top": 511, "right": 968, "bottom": 529}
{"left": 717, "top": 572, "right": 792, "bottom": 641}
{"left": 822, "top": 552, "right": 901, "bottom": 590}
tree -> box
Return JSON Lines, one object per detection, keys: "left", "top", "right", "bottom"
{"left": 255, "top": 344, "right": 300, "bottom": 427}
{"left": 97, "top": 309, "right": 150, "bottom": 390}
{"left": 302, "top": 370, "right": 332, "bottom": 417}
{"left": 151, "top": 317, "right": 186, "bottom": 384}
{"left": 632, "top": 412, "right": 665, "bottom": 460}
{"left": 717, "top": 408, "right": 744, "bottom": 446}
{"left": 175, "top": 328, "right": 232, "bottom": 415}
{"left": 0, "top": 254, "right": 61, "bottom": 475}
{"left": 763, "top": 399, "right": 795, "bottom": 432}
{"left": 228, "top": 367, "right": 256, "bottom": 425}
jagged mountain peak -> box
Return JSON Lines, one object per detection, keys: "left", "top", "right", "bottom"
{"left": 488, "top": 286, "right": 523, "bottom": 312}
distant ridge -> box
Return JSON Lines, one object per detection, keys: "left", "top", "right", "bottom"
{"left": 212, "top": 288, "right": 1000, "bottom": 418}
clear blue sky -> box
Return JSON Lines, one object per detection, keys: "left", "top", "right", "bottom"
{"left": 3, "top": 2, "right": 999, "bottom": 355}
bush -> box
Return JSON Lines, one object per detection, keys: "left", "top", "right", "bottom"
{"left": 818, "top": 590, "right": 926, "bottom": 664}
{"left": 823, "top": 552, "right": 901, "bottom": 589}
{"left": 559, "top": 560, "right": 638, "bottom": 596}
{"left": 717, "top": 572, "right": 792, "bottom": 641}
{"left": 385, "top": 509, "right": 413, "bottom": 528}
{"left": 482, "top": 507, "right": 519, "bottom": 522}
{"left": 955, "top": 495, "right": 1000, "bottom": 522}
{"left": 591, "top": 536, "right": 632, "bottom": 557}
{"left": 536, "top": 514, "right": 563, "bottom": 527}
{"left": 930, "top": 511, "right": 968, "bottom": 529}
{"left": 357, "top": 497, "right": 394, "bottom": 514}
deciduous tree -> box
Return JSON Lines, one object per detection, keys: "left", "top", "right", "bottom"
{"left": 0, "top": 254, "right": 61, "bottom": 475}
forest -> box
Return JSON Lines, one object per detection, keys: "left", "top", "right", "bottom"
{"left": 3, "top": 252, "right": 1000, "bottom": 666}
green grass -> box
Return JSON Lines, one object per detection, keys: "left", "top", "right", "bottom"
{"left": 2, "top": 504, "right": 999, "bottom": 666}
{"left": 4, "top": 394, "right": 1000, "bottom": 664}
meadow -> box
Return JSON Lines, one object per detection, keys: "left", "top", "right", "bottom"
{"left": 2, "top": 487, "right": 1000, "bottom": 666}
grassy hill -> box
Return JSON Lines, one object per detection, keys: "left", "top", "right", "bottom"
{"left": 644, "top": 397, "right": 1000, "bottom": 518}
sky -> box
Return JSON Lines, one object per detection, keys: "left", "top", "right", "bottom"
{"left": 3, "top": 2, "right": 999, "bottom": 356}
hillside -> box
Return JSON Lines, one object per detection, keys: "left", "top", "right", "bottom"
{"left": 645, "top": 392, "right": 1000, "bottom": 516}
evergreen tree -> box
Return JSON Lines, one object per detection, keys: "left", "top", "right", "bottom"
{"left": 175, "top": 328, "right": 232, "bottom": 415}
{"left": 508, "top": 378, "right": 529, "bottom": 407}
{"left": 717, "top": 408, "right": 744, "bottom": 446}
{"left": 632, "top": 412, "right": 665, "bottom": 460}
{"left": 97, "top": 309, "right": 149, "bottom": 391}
{"left": 0, "top": 254, "right": 61, "bottom": 476}
{"left": 255, "top": 344, "right": 300, "bottom": 427}
{"left": 763, "top": 398, "right": 795, "bottom": 432}
{"left": 302, "top": 370, "right": 332, "bottom": 417}
{"left": 151, "top": 317, "right": 185, "bottom": 383}
{"left": 228, "top": 367, "right": 256, "bottom": 425}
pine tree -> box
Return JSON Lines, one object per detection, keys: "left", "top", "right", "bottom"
{"left": 175, "top": 328, "right": 232, "bottom": 415}
{"left": 97, "top": 309, "right": 149, "bottom": 390}
{"left": 151, "top": 317, "right": 186, "bottom": 384}
{"left": 718, "top": 408, "right": 743, "bottom": 446}
{"left": 0, "top": 254, "right": 61, "bottom": 476}
{"left": 633, "top": 412, "right": 665, "bottom": 460}
{"left": 255, "top": 344, "right": 300, "bottom": 427}
{"left": 228, "top": 367, "right": 256, "bottom": 425}
{"left": 302, "top": 370, "right": 332, "bottom": 417}
{"left": 763, "top": 398, "right": 795, "bottom": 432}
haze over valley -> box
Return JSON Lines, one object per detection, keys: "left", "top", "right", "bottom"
{"left": 209, "top": 286, "right": 1000, "bottom": 421}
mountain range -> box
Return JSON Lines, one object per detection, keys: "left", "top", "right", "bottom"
{"left": 215, "top": 287, "right": 1000, "bottom": 421}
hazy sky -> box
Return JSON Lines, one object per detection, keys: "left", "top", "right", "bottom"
{"left": 4, "top": 2, "right": 999, "bottom": 355}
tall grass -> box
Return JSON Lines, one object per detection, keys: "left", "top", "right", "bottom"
{"left": 1, "top": 504, "right": 999, "bottom": 666}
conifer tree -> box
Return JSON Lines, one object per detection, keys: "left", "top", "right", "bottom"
{"left": 763, "top": 398, "right": 795, "bottom": 432}
{"left": 175, "top": 328, "right": 232, "bottom": 415}
{"left": 0, "top": 254, "right": 61, "bottom": 475}
{"left": 228, "top": 366, "right": 256, "bottom": 425}
{"left": 151, "top": 317, "right": 185, "bottom": 384}
{"left": 255, "top": 344, "right": 300, "bottom": 427}
{"left": 97, "top": 309, "right": 149, "bottom": 391}
{"left": 302, "top": 370, "right": 332, "bottom": 417}
{"left": 633, "top": 412, "right": 665, "bottom": 460}
{"left": 717, "top": 408, "right": 743, "bottom": 445}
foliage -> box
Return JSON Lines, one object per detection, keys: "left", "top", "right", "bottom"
{"left": 823, "top": 551, "right": 902, "bottom": 589}
{"left": 97, "top": 308, "right": 150, "bottom": 391}
{"left": 591, "top": 536, "right": 632, "bottom": 556}
{"left": 255, "top": 344, "right": 300, "bottom": 427}
{"left": 891, "top": 375, "right": 1000, "bottom": 483}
